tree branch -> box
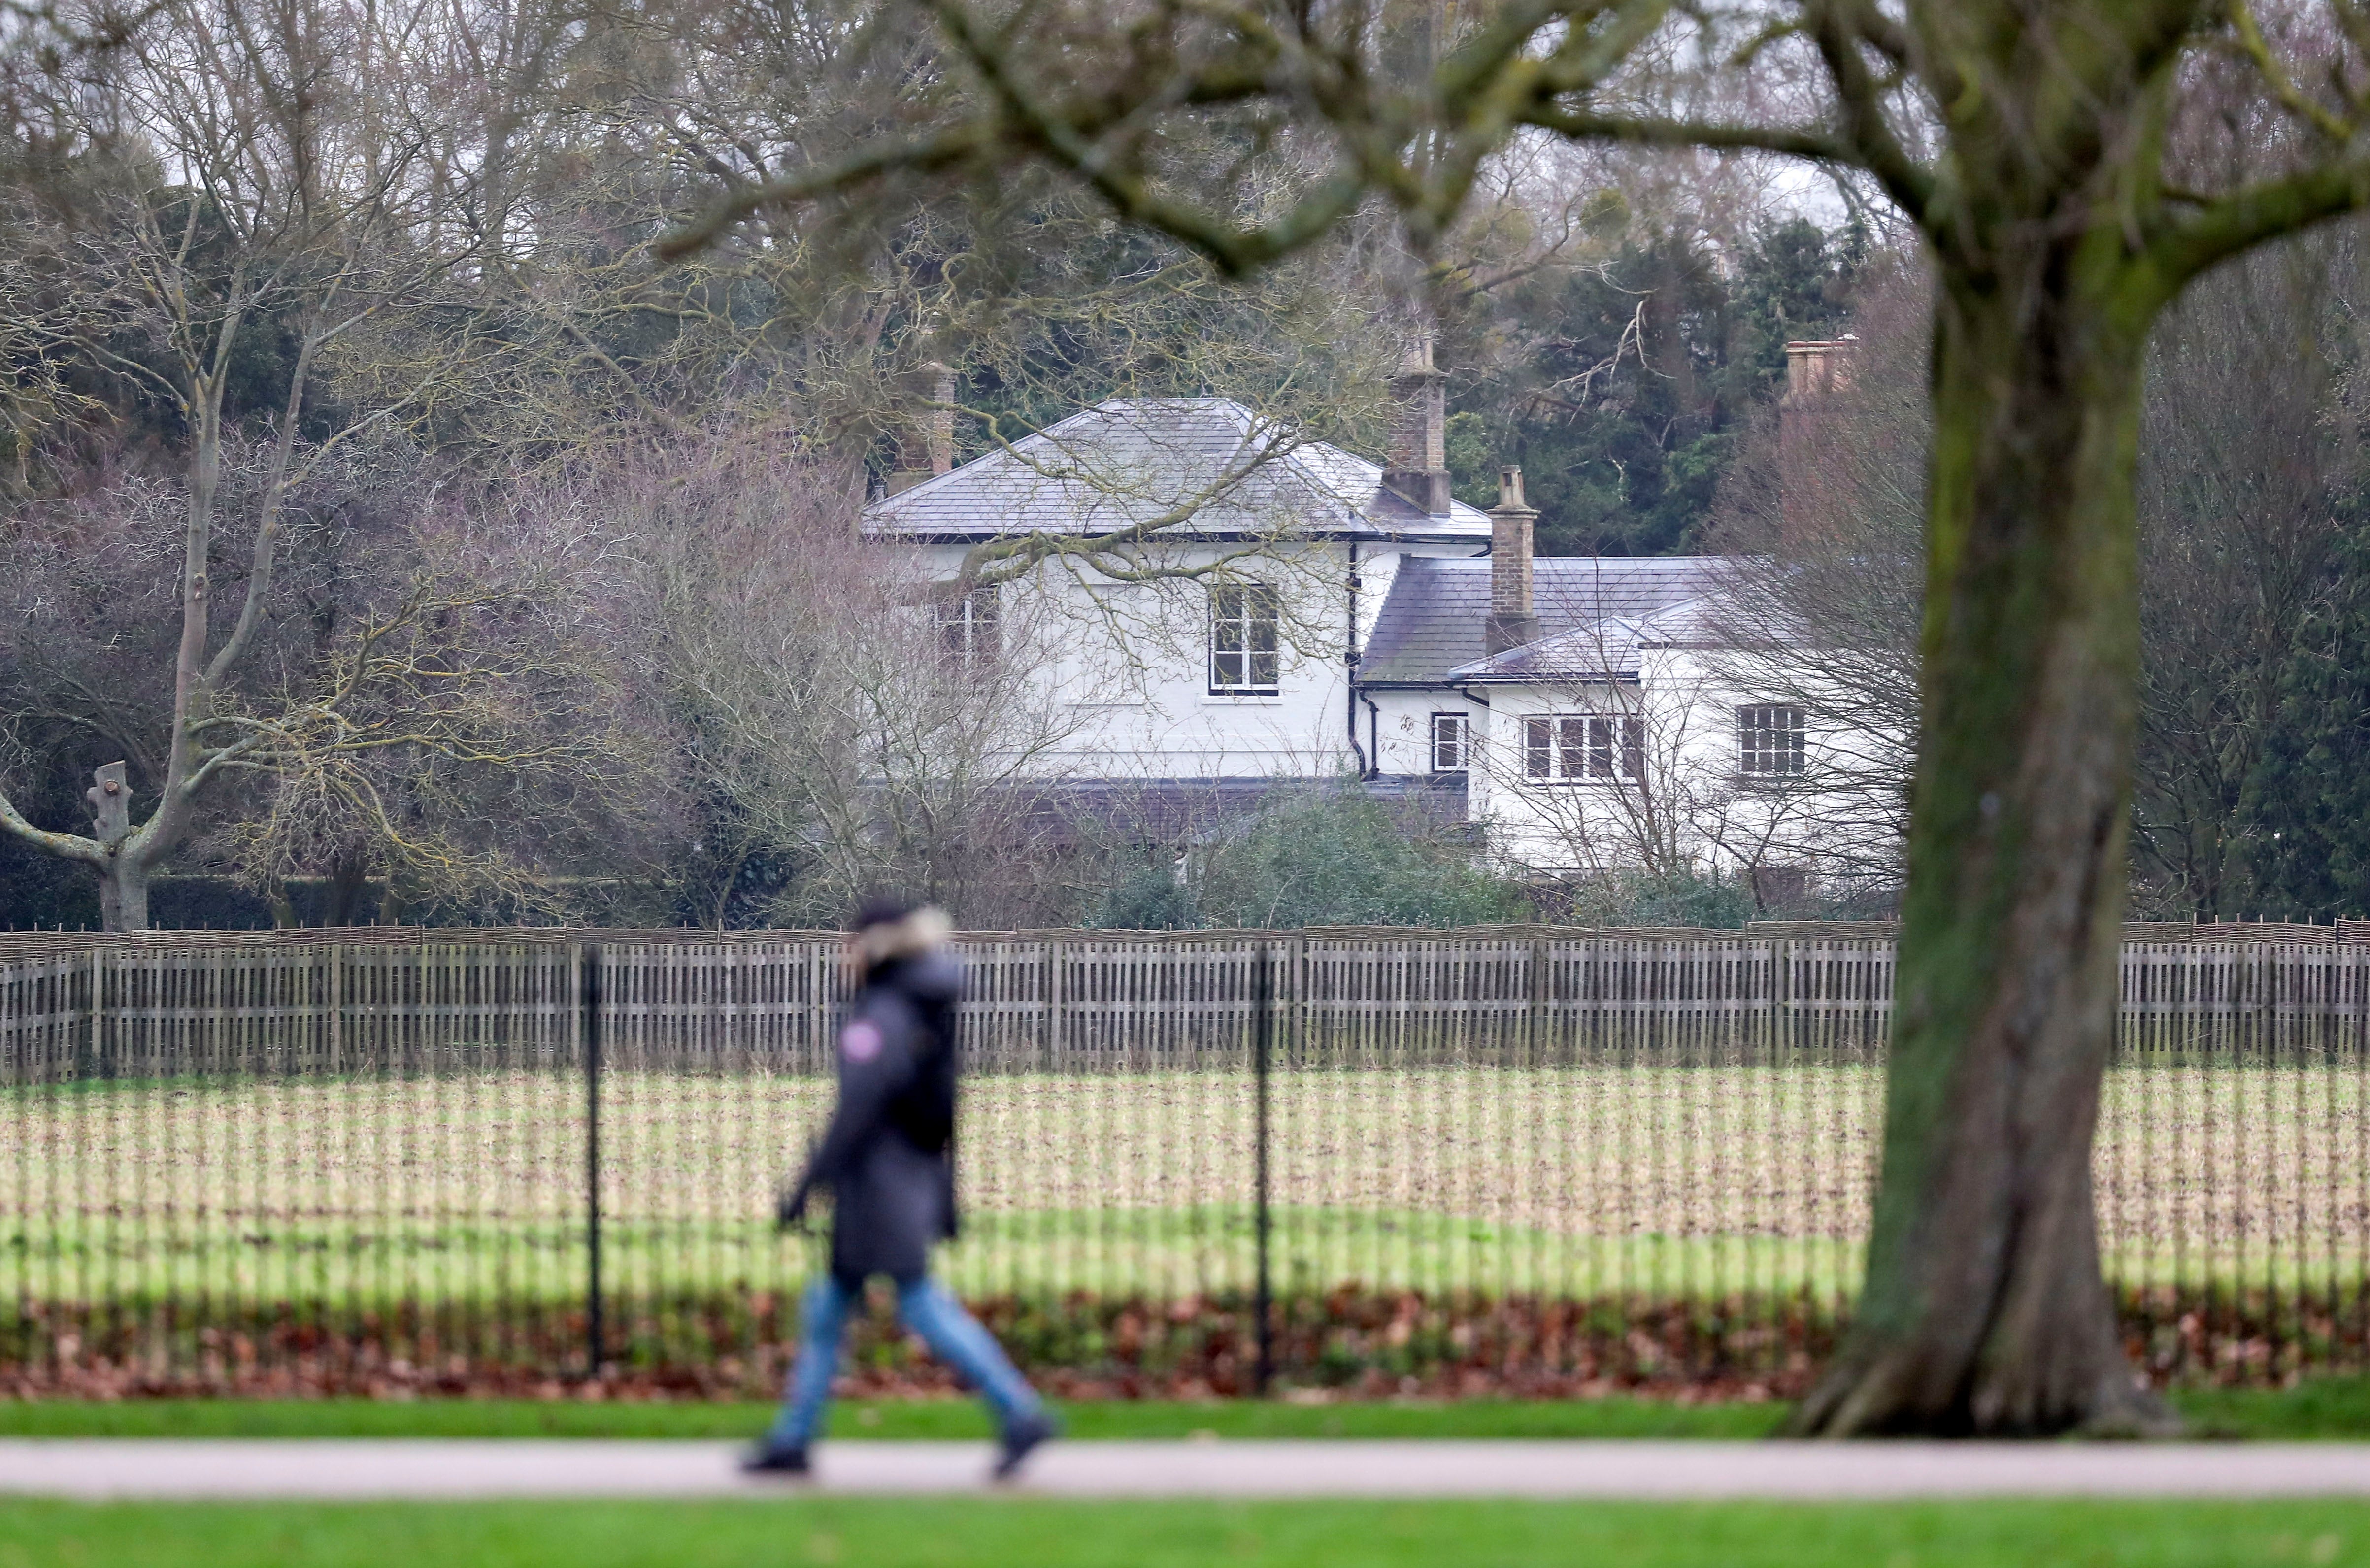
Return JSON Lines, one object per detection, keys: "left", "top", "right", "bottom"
{"left": 1522, "top": 106, "right": 1856, "bottom": 165}
{"left": 654, "top": 124, "right": 995, "bottom": 262}
{"left": 2143, "top": 157, "right": 2370, "bottom": 306}
{"left": 0, "top": 784, "right": 106, "bottom": 867}
{"left": 1801, "top": 0, "right": 1936, "bottom": 221}
{"left": 928, "top": 0, "right": 1369, "bottom": 275}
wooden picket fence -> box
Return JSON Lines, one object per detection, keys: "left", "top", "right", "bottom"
{"left": 6, "top": 922, "right": 2370, "bottom": 1078}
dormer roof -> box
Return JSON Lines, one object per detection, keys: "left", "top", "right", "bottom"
{"left": 1446, "top": 595, "right": 1728, "bottom": 682}
{"left": 1359, "top": 556, "right": 1728, "bottom": 685}
{"left": 864, "top": 396, "right": 1492, "bottom": 543}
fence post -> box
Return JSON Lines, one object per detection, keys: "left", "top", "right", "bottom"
{"left": 1253, "top": 940, "right": 1274, "bottom": 1397}
{"left": 1528, "top": 936, "right": 1548, "bottom": 1062}
{"left": 582, "top": 940, "right": 604, "bottom": 1380}
{"left": 86, "top": 943, "right": 103, "bottom": 1079}
{"left": 1049, "top": 936, "right": 1065, "bottom": 1071}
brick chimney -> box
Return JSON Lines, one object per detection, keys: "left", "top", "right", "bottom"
{"left": 884, "top": 359, "right": 957, "bottom": 497}
{"left": 1779, "top": 338, "right": 1851, "bottom": 539}
{"left": 1382, "top": 337, "right": 1452, "bottom": 516}
{"left": 1485, "top": 466, "right": 1540, "bottom": 656}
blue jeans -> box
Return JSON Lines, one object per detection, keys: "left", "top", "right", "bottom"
{"left": 767, "top": 1272, "right": 1042, "bottom": 1448}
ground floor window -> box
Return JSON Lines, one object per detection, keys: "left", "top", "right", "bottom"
{"left": 1430, "top": 712, "right": 1469, "bottom": 773}
{"left": 1522, "top": 714, "right": 1643, "bottom": 783}
{"left": 1738, "top": 704, "right": 1806, "bottom": 775}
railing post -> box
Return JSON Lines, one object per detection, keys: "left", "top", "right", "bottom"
{"left": 1253, "top": 939, "right": 1274, "bottom": 1397}
{"left": 582, "top": 940, "right": 604, "bottom": 1381}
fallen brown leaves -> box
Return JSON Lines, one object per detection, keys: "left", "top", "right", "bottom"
{"left": 0, "top": 1283, "right": 2341, "bottom": 1401}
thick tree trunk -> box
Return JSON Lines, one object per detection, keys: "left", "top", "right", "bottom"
{"left": 1790, "top": 250, "right": 2173, "bottom": 1436}
{"left": 322, "top": 852, "right": 370, "bottom": 927}
{"left": 98, "top": 856, "right": 152, "bottom": 934}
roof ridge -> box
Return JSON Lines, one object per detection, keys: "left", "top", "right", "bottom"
{"left": 866, "top": 391, "right": 1496, "bottom": 537}
{"left": 1413, "top": 553, "right": 1730, "bottom": 566}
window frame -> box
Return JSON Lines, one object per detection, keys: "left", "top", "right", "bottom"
{"left": 934, "top": 582, "right": 1001, "bottom": 672}
{"left": 1429, "top": 712, "right": 1469, "bottom": 774}
{"left": 1737, "top": 703, "right": 1808, "bottom": 778}
{"left": 1208, "top": 581, "right": 1282, "bottom": 697}
{"left": 1520, "top": 712, "right": 1645, "bottom": 785}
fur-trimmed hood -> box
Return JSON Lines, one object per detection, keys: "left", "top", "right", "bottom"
{"left": 852, "top": 905, "right": 952, "bottom": 968}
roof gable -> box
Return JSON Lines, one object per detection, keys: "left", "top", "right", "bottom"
{"left": 865, "top": 397, "right": 1490, "bottom": 542}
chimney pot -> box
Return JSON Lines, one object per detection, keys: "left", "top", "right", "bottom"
{"left": 1783, "top": 339, "right": 1851, "bottom": 402}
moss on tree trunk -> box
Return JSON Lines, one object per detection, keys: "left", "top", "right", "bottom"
{"left": 1790, "top": 242, "right": 2173, "bottom": 1436}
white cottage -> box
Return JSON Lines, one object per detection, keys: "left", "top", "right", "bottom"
{"left": 865, "top": 349, "right": 1492, "bottom": 794}
{"left": 860, "top": 341, "right": 1891, "bottom": 883}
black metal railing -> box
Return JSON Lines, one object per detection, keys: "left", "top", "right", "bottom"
{"left": 4, "top": 924, "right": 2367, "bottom": 1398}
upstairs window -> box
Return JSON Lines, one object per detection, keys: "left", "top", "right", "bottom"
{"left": 1522, "top": 714, "right": 1643, "bottom": 784}
{"left": 1738, "top": 704, "right": 1807, "bottom": 776}
{"left": 1430, "top": 712, "right": 1469, "bottom": 774}
{"left": 1209, "top": 582, "right": 1280, "bottom": 695}
{"left": 935, "top": 583, "right": 1001, "bottom": 671}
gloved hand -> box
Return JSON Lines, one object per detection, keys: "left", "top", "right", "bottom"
{"left": 776, "top": 1184, "right": 810, "bottom": 1232}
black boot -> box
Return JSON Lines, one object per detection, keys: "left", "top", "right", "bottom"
{"left": 742, "top": 1441, "right": 812, "bottom": 1477}
{"left": 992, "top": 1409, "right": 1059, "bottom": 1481}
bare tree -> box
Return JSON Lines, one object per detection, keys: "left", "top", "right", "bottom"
{"left": 615, "top": 432, "right": 1083, "bottom": 928}
{"left": 1703, "top": 266, "right": 1931, "bottom": 892}
{"left": 0, "top": 0, "right": 618, "bottom": 927}
{"left": 1710, "top": 237, "right": 2370, "bottom": 920}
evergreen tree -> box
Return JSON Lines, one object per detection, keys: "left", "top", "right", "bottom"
{"left": 2235, "top": 498, "right": 2370, "bottom": 919}
{"left": 1449, "top": 217, "right": 1861, "bottom": 556}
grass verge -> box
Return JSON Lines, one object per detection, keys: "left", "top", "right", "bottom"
{"left": 10, "top": 1378, "right": 2370, "bottom": 1440}
{"left": 0, "top": 1394, "right": 1785, "bottom": 1440}
{"left": 2, "top": 1498, "right": 2369, "bottom": 1568}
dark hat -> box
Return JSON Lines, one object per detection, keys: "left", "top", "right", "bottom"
{"left": 851, "top": 893, "right": 923, "bottom": 932}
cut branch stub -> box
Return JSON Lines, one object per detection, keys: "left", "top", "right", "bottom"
{"left": 86, "top": 762, "right": 131, "bottom": 848}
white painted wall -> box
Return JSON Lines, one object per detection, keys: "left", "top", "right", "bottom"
{"left": 901, "top": 538, "right": 1898, "bottom": 886}
{"left": 912, "top": 539, "right": 1408, "bottom": 779}
{"left": 1469, "top": 647, "right": 1901, "bottom": 879}
{"left": 1363, "top": 688, "right": 1476, "bottom": 780}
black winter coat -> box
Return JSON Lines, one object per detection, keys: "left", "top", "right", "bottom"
{"left": 790, "top": 952, "right": 963, "bottom": 1282}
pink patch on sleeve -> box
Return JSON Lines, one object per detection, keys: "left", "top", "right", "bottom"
{"left": 840, "top": 1020, "right": 884, "bottom": 1063}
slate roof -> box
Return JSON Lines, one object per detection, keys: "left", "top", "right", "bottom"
{"left": 1357, "top": 556, "right": 1727, "bottom": 685}
{"left": 1448, "top": 593, "right": 1741, "bottom": 682}
{"left": 865, "top": 397, "right": 1493, "bottom": 542}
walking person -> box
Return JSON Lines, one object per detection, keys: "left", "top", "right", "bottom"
{"left": 746, "top": 896, "right": 1058, "bottom": 1480}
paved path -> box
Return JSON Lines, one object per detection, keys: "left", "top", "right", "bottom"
{"left": 11, "top": 1439, "right": 2370, "bottom": 1500}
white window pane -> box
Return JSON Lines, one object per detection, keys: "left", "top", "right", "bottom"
{"left": 1431, "top": 714, "right": 1465, "bottom": 772}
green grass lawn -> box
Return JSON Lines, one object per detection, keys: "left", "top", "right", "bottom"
{"left": 0, "top": 1497, "right": 2367, "bottom": 1568}
{"left": 8, "top": 1377, "right": 2370, "bottom": 1440}
{"left": 5, "top": 1200, "right": 2348, "bottom": 1324}
{"left": 0, "top": 1202, "right": 1880, "bottom": 1304}
{"left": 5, "top": 1062, "right": 2359, "bottom": 1312}
{"left": 0, "top": 1393, "right": 1788, "bottom": 1440}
